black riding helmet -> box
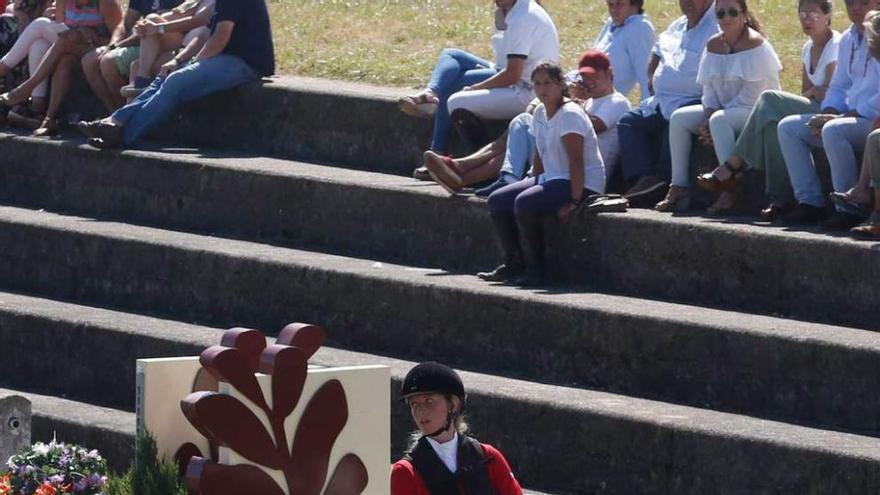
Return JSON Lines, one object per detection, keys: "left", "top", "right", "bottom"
{"left": 400, "top": 362, "right": 466, "bottom": 408}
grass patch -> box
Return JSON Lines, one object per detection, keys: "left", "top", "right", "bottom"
{"left": 272, "top": 0, "right": 852, "bottom": 94}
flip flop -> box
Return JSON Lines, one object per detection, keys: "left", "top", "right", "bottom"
{"left": 397, "top": 93, "right": 438, "bottom": 118}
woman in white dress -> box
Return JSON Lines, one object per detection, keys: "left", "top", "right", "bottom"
{"left": 655, "top": 0, "right": 782, "bottom": 213}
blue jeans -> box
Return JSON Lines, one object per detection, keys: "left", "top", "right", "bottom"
{"left": 777, "top": 114, "right": 871, "bottom": 208}
{"left": 617, "top": 100, "right": 699, "bottom": 183}
{"left": 500, "top": 112, "right": 535, "bottom": 179}
{"left": 427, "top": 48, "right": 496, "bottom": 153}
{"left": 112, "top": 54, "right": 260, "bottom": 146}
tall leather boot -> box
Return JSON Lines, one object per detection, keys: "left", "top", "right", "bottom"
{"left": 451, "top": 108, "right": 490, "bottom": 155}
{"left": 477, "top": 213, "right": 524, "bottom": 282}
{"left": 512, "top": 213, "right": 546, "bottom": 286}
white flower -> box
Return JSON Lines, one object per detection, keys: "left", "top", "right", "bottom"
{"left": 5, "top": 455, "right": 13, "bottom": 469}
{"left": 32, "top": 443, "right": 50, "bottom": 456}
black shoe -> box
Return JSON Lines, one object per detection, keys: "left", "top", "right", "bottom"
{"left": 510, "top": 265, "right": 546, "bottom": 287}
{"left": 820, "top": 211, "right": 862, "bottom": 231}
{"left": 478, "top": 213, "right": 524, "bottom": 282}
{"left": 624, "top": 179, "right": 669, "bottom": 209}
{"left": 778, "top": 203, "right": 826, "bottom": 225}
{"left": 475, "top": 173, "right": 517, "bottom": 198}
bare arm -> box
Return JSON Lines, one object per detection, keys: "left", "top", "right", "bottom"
{"left": 562, "top": 133, "right": 585, "bottom": 202}
{"left": 531, "top": 147, "right": 544, "bottom": 176}
{"left": 589, "top": 116, "right": 607, "bottom": 134}
{"left": 100, "top": 0, "right": 124, "bottom": 43}
{"left": 53, "top": 0, "right": 63, "bottom": 23}
{"left": 466, "top": 56, "right": 524, "bottom": 91}
{"left": 801, "top": 65, "right": 813, "bottom": 99}
{"left": 192, "top": 19, "right": 231, "bottom": 62}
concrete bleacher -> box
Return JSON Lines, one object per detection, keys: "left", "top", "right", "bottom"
{"left": 0, "top": 76, "right": 878, "bottom": 493}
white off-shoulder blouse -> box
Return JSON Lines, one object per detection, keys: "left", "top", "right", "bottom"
{"left": 696, "top": 39, "right": 783, "bottom": 110}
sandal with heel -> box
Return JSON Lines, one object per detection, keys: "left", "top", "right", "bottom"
{"left": 697, "top": 161, "right": 743, "bottom": 193}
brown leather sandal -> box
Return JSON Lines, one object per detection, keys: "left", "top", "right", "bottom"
{"left": 697, "top": 161, "right": 743, "bottom": 193}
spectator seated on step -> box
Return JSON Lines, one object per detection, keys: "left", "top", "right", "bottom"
{"left": 0, "top": 0, "right": 124, "bottom": 136}
{"left": 477, "top": 62, "right": 605, "bottom": 287}
{"left": 0, "top": 0, "right": 53, "bottom": 126}
{"left": 569, "top": 0, "right": 655, "bottom": 102}
{"left": 423, "top": 50, "right": 630, "bottom": 199}
{"left": 82, "top": 0, "right": 183, "bottom": 113}
{"left": 654, "top": 0, "right": 782, "bottom": 215}
{"left": 615, "top": 0, "right": 718, "bottom": 208}
{"left": 119, "top": 0, "right": 213, "bottom": 100}
{"left": 850, "top": 127, "right": 880, "bottom": 239}
{"left": 776, "top": 4, "right": 880, "bottom": 230}
{"left": 392, "top": 362, "right": 523, "bottom": 495}
{"left": 400, "top": 0, "right": 559, "bottom": 174}
{"left": 73, "top": 0, "right": 273, "bottom": 149}
{"left": 693, "top": 0, "right": 839, "bottom": 223}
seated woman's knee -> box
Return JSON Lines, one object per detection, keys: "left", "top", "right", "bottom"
{"left": 508, "top": 112, "right": 532, "bottom": 130}
{"left": 820, "top": 118, "right": 847, "bottom": 140}
{"left": 98, "top": 51, "right": 117, "bottom": 76}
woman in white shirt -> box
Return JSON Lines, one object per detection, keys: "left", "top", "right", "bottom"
{"left": 696, "top": 0, "right": 839, "bottom": 220}
{"left": 655, "top": 0, "right": 781, "bottom": 213}
{"left": 593, "top": 0, "right": 656, "bottom": 101}
{"left": 478, "top": 62, "right": 604, "bottom": 286}
{"left": 398, "top": 0, "right": 558, "bottom": 162}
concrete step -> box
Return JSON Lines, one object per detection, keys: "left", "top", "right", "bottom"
{"left": 2, "top": 304, "right": 880, "bottom": 493}
{"left": 0, "top": 388, "right": 133, "bottom": 473}
{"left": 0, "top": 212, "right": 878, "bottom": 435}
{"left": 164, "top": 76, "right": 431, "bottom": 176}
{"left": 0, "top": 131, "right": 876, "bottom": 330}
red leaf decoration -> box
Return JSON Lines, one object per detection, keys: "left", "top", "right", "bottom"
{"left": 220, "top": 328, "right": 268, "bottom": 372}
{"left": 186, "top": 457, "right": 285, "bottom": 495}
{"left": 200, "top": 345, "right": 269, "bottom": 411}
{"left": 259, "top": 345, "right": 308, "bottom": 420}
{"left": 288, "top": 379, "right": 349, "bottom": 495}
{"left": 277, "top": 323, "right": 326, "bottom": 359}
{"left": 323, "top": 453, "right": 369, "bottom": 495}
{"left": 181, "top": 392, "right": 284, "bottom": 469}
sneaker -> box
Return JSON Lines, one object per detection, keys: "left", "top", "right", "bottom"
{"left": 413, "top": 166, "right": 431, "bottom": 181}
{"left": 778, "top": 203, "right": 826, "bottom": 225}
{"left": 820, "top": 211, "right": 862, "bottom": 231}
{"left": 120, "top": 84, "right": 146, "bottom": 99}
{"left": 423, "top": 150, "right": 463, "bottom": 195}
{"left": 653, "top": 185, "right": 690, "bottom": 212}
{"left": 474, "top": 173, "right": 517, "bottom": 198}
{"left": 828, "top": 192, "right": 870, "bottom": 220}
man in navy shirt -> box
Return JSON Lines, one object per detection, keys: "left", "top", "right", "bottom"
{"left": 77, "top": 0, "right": 274, "bottom": 148}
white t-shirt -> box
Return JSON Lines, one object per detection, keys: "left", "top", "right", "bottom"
{"left": 502, "top": 0, "right": 560, "bottom": 86}
{"left": 583, "top": 91, "right": 632, "bottom": 179}
{"left": 802, "top": 31, "right": 841, "bottom": 87}
{"left": 530, "top": 100, "right": 606, "bottom": 193}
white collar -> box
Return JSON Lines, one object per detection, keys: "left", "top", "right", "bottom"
{"left": 426, "top": 432, "right": 459, "bottom": 473}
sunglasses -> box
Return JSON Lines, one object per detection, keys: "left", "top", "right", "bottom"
{"left": 798, "top": 11, "right": 822, "bottom": 21}
{"left": 715, "top": 8, "right": 741, "bottom": 19}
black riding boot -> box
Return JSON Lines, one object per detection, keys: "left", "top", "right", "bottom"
{"left": 477, "top": 213, "right": 524, "bottom": 282}
{"left": 512, "top": 213, "right": 546, "bottom": 286}
{"left": 451, "top": 108, "right": 490, "bottom": 155}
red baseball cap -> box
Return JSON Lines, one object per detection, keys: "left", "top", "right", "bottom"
{"left": 577, "top": 49, "right": 611, "bottom": 76}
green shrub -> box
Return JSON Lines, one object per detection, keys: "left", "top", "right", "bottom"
{"left": 106, "top": 433, "right": 187, "bottom": 495}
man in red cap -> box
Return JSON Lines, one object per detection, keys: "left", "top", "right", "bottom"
{"left": 570, "top": 49, "right": 632, "bottom": 182}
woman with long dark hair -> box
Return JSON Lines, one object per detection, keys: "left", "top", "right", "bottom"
{"left": 478, "top": 62, "right": 605, "bottom": 286}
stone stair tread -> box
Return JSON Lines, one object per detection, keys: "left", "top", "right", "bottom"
{"left": 3, "top": 293, "right": 880, "bottom": 491}
{"left": 2, "top": 296, "right": 880, "bottom": 459}
{"left": 1, "top": 129, "right": 875, "bottom": 251}
{"left": 0, "top": 203, "right": 871, "bottom": 343}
